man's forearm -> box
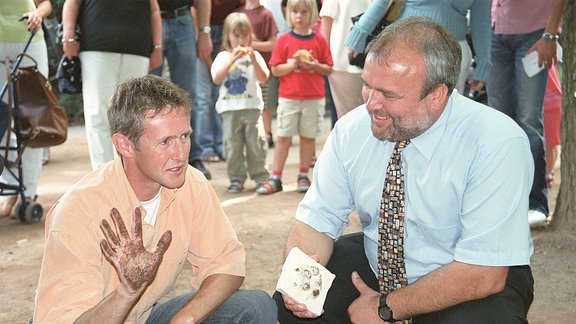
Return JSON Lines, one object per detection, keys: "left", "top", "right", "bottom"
{"left": 172, "top": 274, "right": 244, "bottom": 322}
{"left": 195, "top": 0, "right": 211, "bottom": 29}
{"left": 74, "top": 285, "right": 142, "bottom": 324}
{"left": 285, "top": 220, "right": 334, "bottom": 266}
{"left": 545, "top": 0, "right": 568, "bottom": 34}
{"left": 387, "top": 261, "right": 509, "bottom": 320}
{"left": 149, "top": 0, "right": 162, "bottom": 46}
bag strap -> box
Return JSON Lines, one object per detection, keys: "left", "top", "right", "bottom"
{"left": 16, "top": 53, "right": 39, "bottom": 70}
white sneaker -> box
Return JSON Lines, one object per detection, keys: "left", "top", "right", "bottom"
{"left": 528, "top": 210, "right": 547, "bottom": 227}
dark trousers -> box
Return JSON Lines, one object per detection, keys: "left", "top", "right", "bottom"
{"left": 274, "top": 233, "right": 534, "bottom": 323}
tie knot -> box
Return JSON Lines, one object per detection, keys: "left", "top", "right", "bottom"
{"left": 395, "top": 140, "right": 410, "bottom": 152}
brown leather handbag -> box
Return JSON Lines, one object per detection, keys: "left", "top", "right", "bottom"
{"left": 8, "top": 53, "right": 68, "bottom": 148}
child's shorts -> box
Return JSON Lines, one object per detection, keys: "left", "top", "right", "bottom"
{"left": 276, "top": 97, "right": 325, "bottom": 138}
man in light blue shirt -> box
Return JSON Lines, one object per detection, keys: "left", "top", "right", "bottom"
{"left": 275, "top": 17, "right": 534, "bottom": 323}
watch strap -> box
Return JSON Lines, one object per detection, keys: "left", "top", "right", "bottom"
{"left": 542, "top": 32, "right": 559, "bottom": 42}
{"left": 378, "top": 293, "right": 395, "bottom": 322}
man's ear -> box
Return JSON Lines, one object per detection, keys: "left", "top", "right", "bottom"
{"left": 112, "top": 133, "right": 135, "bottom": 158}
{"left": 428, "top": 83, "right": 449, "bottom": 112}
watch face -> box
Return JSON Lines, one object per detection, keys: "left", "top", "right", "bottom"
{"left": 378, "top": 306, "right": 393, "bottom": 321}
{"left": 542, "top": 33, "right": 557, "bottom": 41}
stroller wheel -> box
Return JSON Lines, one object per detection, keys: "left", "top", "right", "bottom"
{"left": 15, "top": 201, "right": 43, "bottom": 224}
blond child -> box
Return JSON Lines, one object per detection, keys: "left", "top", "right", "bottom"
{"left": 257, "top": 0, "right": 333, "bottom": 194}
{"left": 211, "top": 12, "right": 270, "bottom": 193}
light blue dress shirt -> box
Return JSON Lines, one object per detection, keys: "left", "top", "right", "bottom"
{"left": 296, "top": 91, "right": 534, "bottom": 283}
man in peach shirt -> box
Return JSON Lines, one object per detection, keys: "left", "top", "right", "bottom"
{"left": 33, "top": 75, "right": 276, "bottom": 323}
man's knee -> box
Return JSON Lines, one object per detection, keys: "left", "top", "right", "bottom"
{"left": 235, "top": 289, "right": 277, "bottom": 323}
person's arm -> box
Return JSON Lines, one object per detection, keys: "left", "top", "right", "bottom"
{"left": 252, "top": 50, "right": 270, "bottom": 83}
{"left": 22, "top": 0, "right": 52, "bottom": 32}
{"left": 170, "top": 274, "right": 244, "bottom": 323}
{"left": 211, "top": 50, "right": 241, "bottom": 84}
{"left": 301, "top": 59, "right": 332, "bottom": 76}
{"left": 62, "top": 0, "right": 81, "bottom": 59}
{"left": 251, "top": 35, "right": 277, "bottom": 54}
{"left": 149, "top": 0, "right": 163, "bottom": 71}
{"left": 344, "top": 0, "right": 391, "bottom": 55}
{"left": 195, "top": 0, "right": 213, "bottom": 61}
{"left": 271, "top": 58, "right": 299, "bottom": 77}
{"left": 528, "top": 0, "right": 568, "bottom": 68}
{"left": 279, "top": 221, "right": 335, "bottom": 318}
{"left": 348, "top": 262, "right": 509, "bottom": 322}
{"left": 320, "top": 16, "right": 333, "bottom": 45}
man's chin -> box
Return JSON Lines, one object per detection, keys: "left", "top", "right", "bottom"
{"left": 371, "top": 124, "right": 394, "bottom": 142}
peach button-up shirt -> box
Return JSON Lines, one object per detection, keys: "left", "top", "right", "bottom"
{"left": 34, "top": 157, "right": 245, "bottom": 323}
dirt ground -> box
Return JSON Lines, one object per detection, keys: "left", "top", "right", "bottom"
{"left": 1, "top": 119, "right": 574, "bottom": 323}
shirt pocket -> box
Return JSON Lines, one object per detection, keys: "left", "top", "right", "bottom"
{"left": 410, "top": 220, "right": 461, "bottom": 254}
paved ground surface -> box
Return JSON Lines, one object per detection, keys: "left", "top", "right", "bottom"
{"left": 0, "top": 117, "right": 574, "bottom": 323}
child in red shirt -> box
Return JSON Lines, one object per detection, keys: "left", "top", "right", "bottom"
{"left": 257, "top": 0, "right": 333, "bottom": 195}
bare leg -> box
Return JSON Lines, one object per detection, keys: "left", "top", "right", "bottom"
{"left": 262, "top": 108, "right": 273, "bottom": 136}
{"left": 272, "top": 136, "right": 292, "bottom": 174}
{"left": 299, "top": 136, "right": 315, "bottom": 172}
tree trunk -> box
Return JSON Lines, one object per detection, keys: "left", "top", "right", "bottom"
{"left": 553, "top": 1, "right": 576, "bottom": 231}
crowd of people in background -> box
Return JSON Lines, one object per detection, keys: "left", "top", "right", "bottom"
{"left": 0, "top": 0, "right": 569, "bottom": 322}
{"left": 2, "top": 0, "right": 566, "bottom": 220}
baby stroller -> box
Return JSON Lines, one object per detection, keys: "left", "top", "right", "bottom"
{"left": 0, "top": 32, "right": 45, "bottom": 224}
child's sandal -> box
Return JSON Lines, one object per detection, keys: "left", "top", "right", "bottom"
{"left": 256, "top": 178, "right": 283, "bottom": 195}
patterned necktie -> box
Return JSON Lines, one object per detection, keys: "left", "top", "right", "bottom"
{"left": 378, "top": 140, "right": 410, "bottom": 294}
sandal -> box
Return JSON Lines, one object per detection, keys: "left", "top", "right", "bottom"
{"left": 256, "top": 178, "right": 283, "bottom": 195}
{"left": 297, "top": 175, "right": 311, "bottom": 193}
{"left": 227, "top": 180, "right": 244, "bottom": 193}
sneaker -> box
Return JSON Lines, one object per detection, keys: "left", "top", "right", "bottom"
{"left": 227, "top": 180, "right": 244, "bottom": 193}
{"left": 190, "top": 159, "right": 212, "bottom": 180}
{"left": 528, "top": 210, "right": 547, "bottom": 228}
{"left": 256, "top": 178, "right": 283, "bottom": 195}
{"left": 297, "top": 175, "right": 311, "bottom": 193}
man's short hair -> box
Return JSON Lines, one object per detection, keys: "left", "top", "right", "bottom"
{"left": 366, "top": 16, "right": 462, "bottom": 98}
{"left": 107, "top": 75, "right": 192, "bottom": 148}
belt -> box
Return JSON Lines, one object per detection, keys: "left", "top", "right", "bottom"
{"left": 160, "top": 5, "right": 190, "bottom": 19}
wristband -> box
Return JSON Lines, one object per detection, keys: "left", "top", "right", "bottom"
{"left": 62, "top": 38, "right": 76, "bottom": 43}
{"left": 153, "top": 44, "right": 163, "bottom": 49}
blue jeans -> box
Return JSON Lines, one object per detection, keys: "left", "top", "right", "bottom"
{"left": 146, "top": 289, "right": 277, "bottom": 323}
{"left": 487, "top": 29, "right": 548, "bottom": 215}
{"left": 195, "top": 25, "right": 224, "bottom": 158}
{"left": 150, "top": 12, "right": 203, "bottom": 161}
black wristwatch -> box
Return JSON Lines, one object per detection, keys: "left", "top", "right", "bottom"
{"left": 378, "top": 293, "right": 395, "bottom": 322}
